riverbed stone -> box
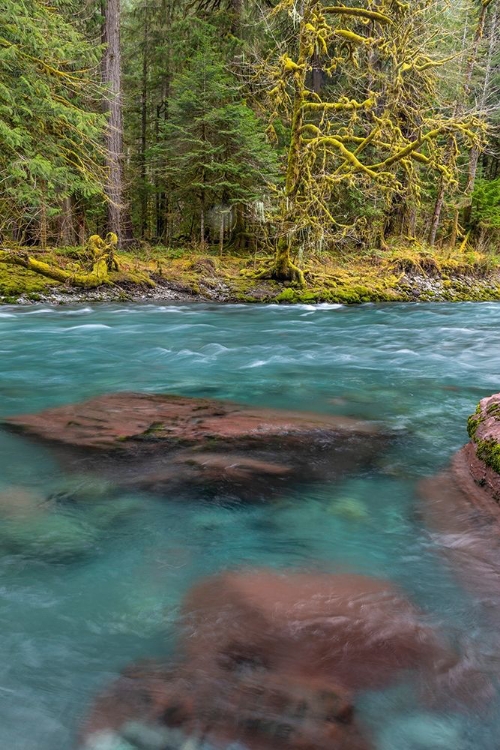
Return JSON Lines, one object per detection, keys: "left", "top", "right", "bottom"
{"left": 180, "top": 570, "right": 456, "bottom": 694}
{"left": 81, "top": 570, "right": 464, "bottom": 750}
{"left": 419, "top": 394, "right": 500, "bottom": 605}
{"left": 3, "top": 392, "right": 390, "bottom": 498}
{"left": 80, "top": 660, "right": 372, "bottom": 750}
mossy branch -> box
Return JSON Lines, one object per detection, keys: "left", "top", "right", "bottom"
{"left": 322, "top": 6, "right": 392, "bottom": 24}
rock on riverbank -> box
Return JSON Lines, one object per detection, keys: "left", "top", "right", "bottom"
{"left": 419, "top": 393, "right": 500, "bottom": 608}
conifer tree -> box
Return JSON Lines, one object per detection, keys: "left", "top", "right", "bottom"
{"left": 0, "top": 0, "right": 106, "bottom": 243}
{"left": 162, "top": 23, "right": 277, "bottom": 245}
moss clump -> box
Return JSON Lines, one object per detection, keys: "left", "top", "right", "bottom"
{"left": 276, "top": 287, "right": 321, "bottom": 303}
{"left": 476, "top": 438, "right": 500, "bottom": 475}
{"left": 0, "top": 261, "right": 58, "bottom": 299}
{"left": 467, "top": 417, "right": 480, "bottom": 439}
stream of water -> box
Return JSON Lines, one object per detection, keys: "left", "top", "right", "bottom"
{"left": 1, "top": 301, "right": 500, "bottom": 749}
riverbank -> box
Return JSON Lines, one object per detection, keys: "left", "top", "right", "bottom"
{"left": 1, "top": 244, "right": 500, "bottom": 305}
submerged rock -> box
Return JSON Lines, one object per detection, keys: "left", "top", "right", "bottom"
{"left": 3, "top": 393, "right": 390, "bottom": 499}
{"left": 0, "top": 486, "right": 48, "bottom": 519}
{"left": 180, "top": 570, "right": 455, "bottom": 694}
{"left": 0, "top": 481, "right": 138, "bottom": 561}
{"left": 81, "top": 569, "right": 474, "bottom": 750}
{"left": 0, "top": 509, "right": 97, "bottom": 560}
{"left": 81, "top": 661, "right": 370, "bottom": 750}
{"left": 419, "top": 394, "right": 500, "bottom": 606}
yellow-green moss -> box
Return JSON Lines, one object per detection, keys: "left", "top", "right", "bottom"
{"left": 476, "top": 439, "right": 500, "bottom": 475}
{"left": 2, "top": 241, "right": 500, "bottom": 305}
{"left": 0, "top": 261, "right": 58, "bottom": 299}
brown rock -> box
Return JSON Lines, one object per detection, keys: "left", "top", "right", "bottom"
{"left": 418, "top": 394, "right": 500, "bottom": 604}
{"left": 419, "top": 448, "right": 500, "bottom": 607}
{"left": 124, "top": 452, "right": 293, "bottom": 499}
{"left": 180, "top": 570, "right": 455, "bottom": 693}
{"left": 80, "top": 661, "right": 372, "bottom": 750}
{"left": 3, "top": 392, "right": 381, "bottom": 451}
{"left": 3, "top": 393, "right": 390, "bottom": 498}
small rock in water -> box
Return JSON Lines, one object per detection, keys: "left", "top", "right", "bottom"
{"left": 378, "top": 714, "right": 465, "bottom": 750}
{"left": 82, "top": 730, "right": 137, "bottom": 750}
{"left": 0, "top": 486, "right": 48, "bottom": 519}
{"left": 0, "top": 511, "right": 97, "bottom": 560}
{"left": 121, "top": 720, "right": 185, "bottom": 749}
{"left": 329, "top": 496, "right": 369, "bottom": 521}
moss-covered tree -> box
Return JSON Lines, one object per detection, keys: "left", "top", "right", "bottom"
{"left": 256, "top": 0, "right": 483, "bottom": 284}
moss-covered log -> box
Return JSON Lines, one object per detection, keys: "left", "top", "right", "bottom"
{"left": 2, "top": 252, "right": 110, "bottom": 288}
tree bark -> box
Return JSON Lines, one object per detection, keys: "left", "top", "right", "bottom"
{"left": 463, "top": 1, "right": 498, "bottom": 227}
{"left": 102, "top": 0, "right": 125, "bottom": 238}
{"left": 139, "top": 8, "right": 149, "bottom": 238}
{"left": 429, "top": 0, "right": 492, "bottom": 245}
{"left": 231, "top": 0, "right": 243, "bottom": 35}
{"left": 59, "top": 197, "right": 76, "bottom": 246}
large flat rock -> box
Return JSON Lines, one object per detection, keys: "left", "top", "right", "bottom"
{"left": 4, "top": 392, "right": 381, "bottom": 451}
{"left": 3, "top": 393, "right": 390, "bottom": 498}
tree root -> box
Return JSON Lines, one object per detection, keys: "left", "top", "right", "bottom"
{"left": 254, "top": 258, "right": 306, "bottom": 286}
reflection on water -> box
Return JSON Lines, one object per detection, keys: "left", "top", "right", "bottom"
{"left": 0, "top": 302, "right": 500, "bottom": 749}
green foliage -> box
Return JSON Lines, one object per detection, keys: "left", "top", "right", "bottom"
{"left": 160, "top": 22, "right": 278, "bottom": 241}
{"left": 472, "top": 178, "right": 500, "bottom": 229}
{"left": 0, "top": 0, "right": 106, "bottom": 240}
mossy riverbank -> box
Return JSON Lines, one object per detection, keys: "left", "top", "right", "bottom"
{"left": 1, "top": 244, "right": 500, "bottom": 305}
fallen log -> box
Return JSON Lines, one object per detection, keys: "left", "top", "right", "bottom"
{"left": 1, "top": 249, "right": 110, "bottom": 288}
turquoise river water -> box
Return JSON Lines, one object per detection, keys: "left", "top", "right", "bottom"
{"left": 1, "top": 301, "right": 500, "bottom": 750}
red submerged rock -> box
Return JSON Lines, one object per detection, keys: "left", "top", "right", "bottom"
{"left": 123, "top": 451, "right": 294, "bottom": 500}
{"left": 80, "top": 570, "right": 464, "bottom": 750}
{"left": 180, "top": 570, "right": 455, "bottom": 693}
{"left": 419, "top": 449, "right": 500, "bottom": 608}
{"left": 3, "top": 393, "right": 390, "bottom": 497}
{"left": 80, "top": 660, "right": 372, "bottom": 750}
{"left": 419, "top": 394, "right": 500, "bottom": 602}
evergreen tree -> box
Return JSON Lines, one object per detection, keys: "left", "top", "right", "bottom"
{"left": 161, "top": 23, "right": 278, "bottom": 246}
{"left": 0, "top": 0, "right": 106, "bottom": 244}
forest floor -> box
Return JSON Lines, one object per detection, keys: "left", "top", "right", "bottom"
{"left": 1, "top": 243, "right": 500, "bottom": 305}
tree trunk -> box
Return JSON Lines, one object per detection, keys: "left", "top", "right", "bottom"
{"left": 429, "top": 0, "right": 492, "bottom": 245}
{"left": 102, "top": 0, "right": 125, "bottom": 238}
{"left": 200, "top": 197, "right": 205, "bottom": 247}
{"left": 231, "top": 0, "right": 243, "bottom": 35}
{"left": 139, "top": 9, "right": 149, "bottom": 238}
{"left": 39, "top": 193, "right": 47, "bottom": 250}
{"left": 59, "top": 197, "right": 76, "bottom": 246}
{"left": 428, "top": 177, "right": 446, "bottom": 247}
{"left": 259, "top": 6, "right": 310, "bottom": 285}
{"left": 5, "top": 253, "right": 110, "bottom": 288}
{"left": 463, "top": 0, "right": 498, "bottom": 227}
{"left": 219, "top": 211, "right": 224, "bottom": 257}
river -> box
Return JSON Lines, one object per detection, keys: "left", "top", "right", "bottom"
{"left": 1, "top": 301, "right": 500, "bottom": 749}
